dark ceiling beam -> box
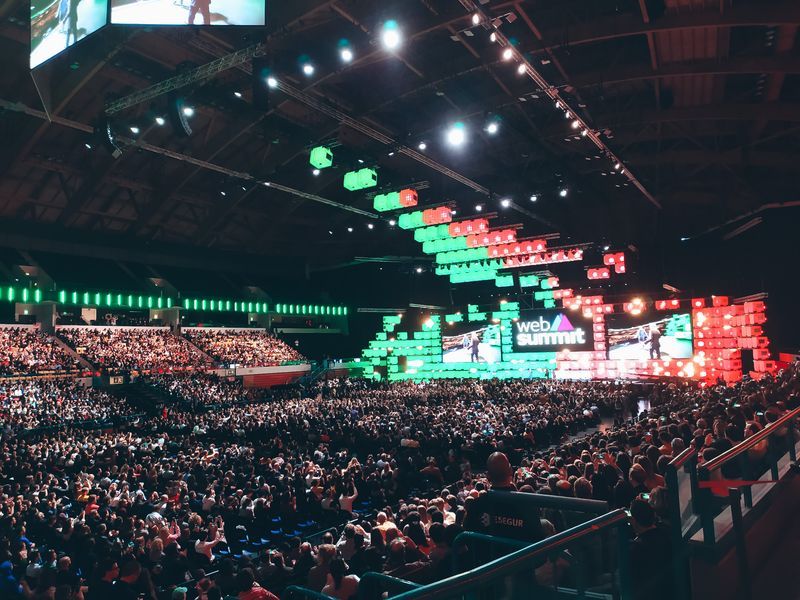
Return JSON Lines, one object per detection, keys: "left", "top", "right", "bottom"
{"left": 594, "top": 102, "right": 800, "bottom": 129}
{"left": 534, "top": 2, "right": 800, "bottom": 53}
{"left": 750, "top": 25, "right": 798, "bottom": 141}
{"left": 626, "top": 149, "right": 800, "bottom": 170}
{"left": 568, "top": 54, "right": 800, "bottom": 89}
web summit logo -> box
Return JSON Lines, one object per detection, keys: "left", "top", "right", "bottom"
{"left": 515, "top": 313, "right": 587, "bottom": 347}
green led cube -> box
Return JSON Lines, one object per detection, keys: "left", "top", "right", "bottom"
{"left": 309, "top": 146, "right": 333, "bottom": 169}
{"left": 356, "top": 168, "right": 377, "bottom": 189}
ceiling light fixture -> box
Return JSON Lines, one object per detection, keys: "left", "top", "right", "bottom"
{"left": 446, "top": 122, "right": 466, "bottom": 146}
{"left": 381, "top": 20, "right": 402, "bottom": 50}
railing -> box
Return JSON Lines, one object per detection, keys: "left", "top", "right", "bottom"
{"left": 388, "top": 510, "right": 632, "bottom": 600}
{"left": 661, "top": 406, "right": 800, "bottom": 600}
{"left": 359, "top": 572, "right": 422, "bottom": 599}
{"left": 664, "top": 447, "right": 698, "bottom": 599}
{"left": 696, "top": 405, "right": 800, "bottom": 546}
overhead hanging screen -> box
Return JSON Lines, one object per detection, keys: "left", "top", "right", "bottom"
{"left": 31, "top": 0, "right": 109, "bottom": 69}
{"left": 110, "top": 0, "right": 266, "bottom": 26}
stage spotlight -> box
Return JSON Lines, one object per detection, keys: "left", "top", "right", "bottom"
{"left": 416, "top": 267, "right": 423, "bottom": 274}
{"left": 367, "top": 223, "right": 374, "bottom": 230}
{"left": 489, "top": 32, "right": 497, "bottom": 43}
{"left": 234, "top": 91, "right": 242, "bottom": 98}
{"left": 603, "top": 245, "right": 610, "bottom": 251}
{"left": 312, "top": 169, "right": 320, "bottom": 176}
{"left": 182, "top": 106, "right": 194, "bottom": 117}
{"left": 328, "top": 230, "right": 333, "bottom": 235}
{"left": 302, "top": 63, "right": 315, "bottom": 76}
{"left": 451, "top": 209, "right": 457, "bottom": 215}
{"left": 517, "top": 63, "right": 526, "bottom": 75}
{"left": 446, "top": 122, "right": 466, "bottom": 146}
{"left": 529, "top": 194, "right": 538, "bottom": 202}
{"left": 389, "top": 219, "right": 396, "bottom": 226}
{"left": 347, "top": 227, "right": 354, "bottom": 233}
{"left": 220, "top": 191, "right": 226, "bottom": 197}
{"left": 381, "top": 20, "right": 402, "bottom": 50}
{"left": 340, "top": 46, "right": 354, "bottom": 63}
{"left": 502, "top": 48, "right": 513, "bottom": 61}
{"left": 581, "top": 128, "right": 588, "bottom": 136}
{"left": 614, "top": 162, "right": 621, "bottom": 171}
{"left": 418, "top": 142, "right": 427, "bottom": 150}
{"left": 154, "top": 116, "right": 165, "bottom": 126}
{"left": 485, "top": 121, "right": 499, "bottom": 135}
{"left": 472, "top": 13, "right": 480, "bottom": 25}
{"left": 571, "top": 120, "right": 580, "bottom": 129}
{"left": 267, "top": 77, "right": 278, "bottom": 88}
{"left": 129, "top": 126, "right": 140, "bottom": 135}
{"left": 501, "top": 198, "right": 511, "bottom": 208}
{"left": 475, "top": 204, "right": 483, "bottom": 212}
{"left": 84, "top": 142, "right": 92, "bottom": 149}
{"left": 559, "top": 188, "right": 568, "bottom": 197}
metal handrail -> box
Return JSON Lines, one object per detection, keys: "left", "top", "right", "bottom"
{"left": 668, "top": 446, "right": 697, "bottom": 469}
{"left": 700, "top": 406, "right": 800, "bottom": 473}
{"left": 389, "top": 510, "right": 631, "bottom": 600}
{"left": 285, "top": 585, "right": 335, "bottom": 600}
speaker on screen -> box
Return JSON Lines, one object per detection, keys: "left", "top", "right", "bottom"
{"left": 110, "top": 0, "right": 266, "bottom": 26}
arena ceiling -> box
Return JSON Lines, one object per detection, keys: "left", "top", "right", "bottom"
{"left": 0, "top": 0, "right": 799, "bottom": 301}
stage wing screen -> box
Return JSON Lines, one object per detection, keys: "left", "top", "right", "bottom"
{"left": 442, "top": 323, "right": 502, "bottom": 364}
{"left": 110, "top": 0, "right": 266, "bottom": 25}
{"left": 607, "top": 313, "right": 693, "bottom": 360}
{"left": 31, "top": 0, "right": 108, "bottom": 68}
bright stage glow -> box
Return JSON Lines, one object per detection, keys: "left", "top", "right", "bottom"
{"left": 517, "top": 63, "right": 526, "bottom": 75}
{"left": 340, "top": 47, "right": 354, "bottom": 63}
{"left": 418, "top": 142, "right": 427, "bottom": 150}
{"left": 446, "top": 122, "right": 466, "bottom": 146}
{"left": 559, "top": 188, "right": 568, "bottom": 197}
{"left": 472, "top": 13, "right": 480, "bottom": 25}
{"left": 129, "top": 126, "right": 140, "bottom": 134}
{"left": 302, "top": 63, "right": 315, "bottom": 76}
{"left": 267, "top": 77, "right": 278, "bottom": 88}
{"left": 530, "top": 194, "right": 538, "bottom": 202}
{"left": 501, "top": 198, "right": 511, "bottom": 208}
{"left": 382, "top": 20, "right": 402, "bottom": 50}
{"left": 485, "top": 121, "right": 499, "bottom": 135}
{"left": 155, "top": 116, "right": 166, "bottom": 126}
{"left": 182, "top": 106, "right": 195, "bottom": 117}
{"left": 502, "top": 48, "right": 513, "bottom": 61}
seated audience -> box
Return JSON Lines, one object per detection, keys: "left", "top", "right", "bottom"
{"left": 184, "top": 329, "right": 304, "bottom": 367}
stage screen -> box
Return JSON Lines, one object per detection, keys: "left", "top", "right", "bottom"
{"left": 442, "top": 323, "right": 502, "bottom": 364}
{"left": 31, "top": 0, "right": 108, "bottom": 68}
{"left": 511, "top": 309, "right": 594, "bottom": 353}
{"left": 607, "top": 313, "right": 692, "bottom": 360}
{"left": 110, "top": 0, "right": 266, "bottom": 25}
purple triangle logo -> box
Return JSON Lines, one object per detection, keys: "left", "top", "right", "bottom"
{"left": 555, "top": 314, "right": 574, "bottom": 332}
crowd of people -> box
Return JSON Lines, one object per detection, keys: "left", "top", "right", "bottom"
{"left": 0, "top": 327, "right": 81, "bottom": 377}
{"left": 0, "top": 379, "right": 139, "bottom": 434}
{"left": 184, "top": 330, "right": 303, "bottom": 368}
{"left": 0, "top": 363, "right": 796, "bottom": 600}
{"left": 57, "top": 328, "right": 211, "bottom": 373}
{"left": 147, "top": 374, "right": 264, "bottom": 409}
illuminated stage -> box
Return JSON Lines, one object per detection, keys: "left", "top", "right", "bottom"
{"left": 360, "top": 294, "right": 777, "bottom": 385}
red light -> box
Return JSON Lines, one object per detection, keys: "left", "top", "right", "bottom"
{"left": 692, "top": 298, "right": 706, "bottom": 309}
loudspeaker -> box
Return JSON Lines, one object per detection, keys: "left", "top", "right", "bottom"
{"left": 252, "top": 56, "right": 271, "bottom": 111}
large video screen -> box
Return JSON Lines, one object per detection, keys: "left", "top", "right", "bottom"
{"left": 607, "top": 313, "right": 692, "bottom": 360}
{"left": 511, "top": 309, "right": 594, "bottom": 353}
{"left": 442, "top": 323, "right": 502, "bottom": 364}
{"left": 31, "top": 0, "right": 108, "bottom": 69}
{"left": 110, "top": 0, "right": 265, "bottom": 25}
